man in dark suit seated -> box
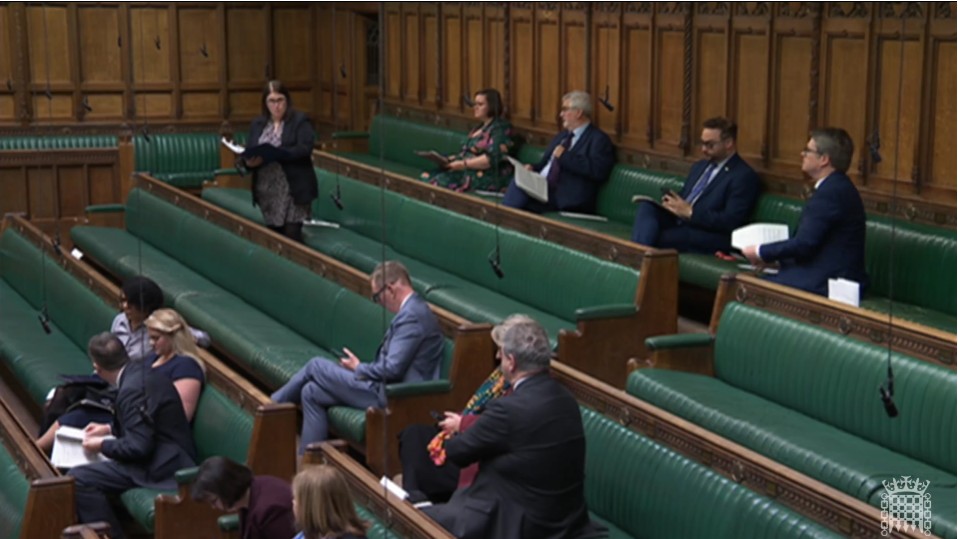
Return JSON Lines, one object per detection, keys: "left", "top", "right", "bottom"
{"left": 631, "top": 117, "right": 761, "bottom": 252}
{"left": 743, "top": 127, "right": 868, "bottom": 296}
{"left": 503, "top": 91, "right": 615, "bottom": 214}
{"left": 271, "top": 260, "right": 444, "bottom": 453}
{"left": 423, "top": 317, "right": 603, "bottom": 539}
{"left": 69, "top": 332, "right": 198, "bottom": 539}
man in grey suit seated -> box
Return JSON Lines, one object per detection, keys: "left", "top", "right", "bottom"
{"left": 271, "top": 260, "right": 444, "bottom": 453}
{"left": 69, "top": 333, "right": 197, "bottom": 539}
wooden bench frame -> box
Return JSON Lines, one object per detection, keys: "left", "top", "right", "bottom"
{"left": 304, "top": 442, "right": 455, "bottom": 539}
{"left": 137, "top": 172, "right": 677, "bottom": 388}
{"left": 3, "top": 215, "right": 298, "bottom": 539}
{"left": 551, "top": 361, "right": 929, "bottom": 539}
{"left": 0, "top": 395, "right": 76, "bottom": 539}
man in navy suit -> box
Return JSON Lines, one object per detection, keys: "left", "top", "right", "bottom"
{"left": 423, "top": 317, "right": 603, "bottom": 539}
{"left": 743, "top": 127, "right": 868, "bottom": 296}
{"left": 69, "top": 332, "right": 198, "bottom": 539}
{"left": 503, "top": 91, "right": 615, "bottom": 214}
{"left": 271, "top": 260, "right": 444, "bottom": 453}
{"left": 631, "top": 117, "right": 761, "bottom": 252}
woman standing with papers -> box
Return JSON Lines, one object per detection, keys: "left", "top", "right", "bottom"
{"left": 243, "top": 80, "right": 318, "bottom": 242}
{"left": 421, "top": 88, "right": 515, "bottom": 193}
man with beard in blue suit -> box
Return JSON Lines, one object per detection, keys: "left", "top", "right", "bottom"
{"left": 631, "top": 117, "right": 761, "bottom": 253}
{"left": 503, "top": 91, "right": 615, "bottom": 214}
{"left": 743, "top": 127, "right": 868, "bottom": 296}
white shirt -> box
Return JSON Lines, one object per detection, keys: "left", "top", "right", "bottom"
{"left": 539, "top": 123, "right": 590, "bottom": 179}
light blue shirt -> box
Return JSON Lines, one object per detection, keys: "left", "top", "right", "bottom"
{"left": 539, "top": 123, "right": 590, "bottom": 179}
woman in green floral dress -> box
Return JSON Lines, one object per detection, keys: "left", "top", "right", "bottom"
{"left": 422, "top": 88, "right": 515, "bottom": 193}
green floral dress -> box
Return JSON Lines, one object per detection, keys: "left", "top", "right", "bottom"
{"left": 422, "top": 117, "right": 515, "bottom": 193}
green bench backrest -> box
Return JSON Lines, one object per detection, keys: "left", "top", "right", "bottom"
{"left": 750, "top": 193, "right": 804, "bottom": 233}
{"left": 580, "top": 407, "right": 838, "bottom": 538}
{"left": 0, "top": 441, "right": 30, "bottom": 539}
{"left": 391, "top": 194, "right": 639, "bottom": 320}
{"left": 191, "top": 386, "right": 253, "bottom": 464}
{"left": 313, "top": 169, "right": 406, "bottom": 244}
{"left": 0, "top": 135, "right": 117, "bottom": 150}
{"left": 516, "top": 144, "right": 545, "bottom": 165}
{"left": 864, "top": 217, "right": 957, "bottom": 315}
{"left": 367, "top": 115, "right": 464, "bottom": 169}
{"left": 0, "top": 229, "right": 116, "bottom": 350}
{"left": 597, "top": 165, "right": 686, "bottom": 224}
{"left": 713, "top": 302, "right": 957, "bottom": 473}
{"left": 134, "top": 133, "right": 220, "bottom": 174}
{"left": 124, "top": 188, "right": 455, "bottom": 378}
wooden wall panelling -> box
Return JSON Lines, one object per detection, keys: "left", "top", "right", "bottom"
{"left": 178, "top": 4, "right": 220, "bottom": 119}
{"left": 272, "top": 3, "right": 315, "bottom": 118}
{"left": 652, "top": 2, "right": 688, "bottom": 156}
{"left": 486, "top": 4, "right": 507, "bottom": 108}
{"left": 727, "top": 3, "right": 771, "bottom": 167}
{"left": 130, "top": 4, "right": 172, "bottom": 119}
{"left": 534, "top": 4, "right": 557, "bottom": 128}
{"left": 422, "top": 3, "right": 439, "bottom": 108}
{"left": 620, "top": 3, "right": 653, "bottom": 149}
{"left": 404, "top": 3, "right": 422, "bottom": 106}
{"left": 0, "top": 167, "right": 27, "bottom": 218}
{"left": 591, "top": 4, "right": 621, "bottom": 137}
{"left": 384, "top": 4, "right": 402, "bottom": 101}
{"left": 866, "top": 4, "right": 926, "bottom": 199}
{"left": 315, "top": 4, "right": 332, "bottom": 123}
{"left": 26, "top": 3, "right": 73, "bottom": 122}
{"left": 562, "top": 5, "right": 588, "bottom": 109}
{"left": 765, "top": 3, "right": 817, "bottom": 182}
{"left": 226, "top": 4, "right": 269, "bottom": 119}
{"left": 461, "top": 4, "right": 483, "bottom": 113}
{"left": 0, "top": 4, "right": 14, "bottom": 123}
{"left": 820, "top": 3, "right": 870, "bottom": 185}
{"left": 691, "top": 2, "right": 729, "bottom": 141}
{"left": 440, "top": 4, "right": 462, "bottom": 113}
{"left": 509, "top": 3, "right": 535, "bottom": 126}
{"left": 921, "top": 3, "right": 956, "bottom": 203}
{"left": 76, "top": 4, "right": 124, "bottom": 121}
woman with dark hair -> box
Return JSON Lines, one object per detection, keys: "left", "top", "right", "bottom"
{"left": 112, "top": 276, "right": 210, "bottom": 361}
{"left": 292, "top": 466, "right": 368, "bottom": 539}
{"left": 192, "top": 456, "right": 297, "bottom": 539}
{"left": 421, "top": 88, "right": 515, "bottom": 193}
{"left": 243, "top": 80, "right": 319, "bottom": 243}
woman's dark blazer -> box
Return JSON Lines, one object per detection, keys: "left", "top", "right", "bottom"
{"left": 247, "top": 109, "right": 319, "bottom": 206}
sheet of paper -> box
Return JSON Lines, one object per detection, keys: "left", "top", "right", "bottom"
{"left": 559, "top": 211, "right": 609, "bottom": 222}
{"left": 379, "top": 475, "right": 409, "bottom": 500}
{"left": 505, "top": 156, "right": 548, "bottom": 203}
{"left": 220, "top": 137, "right": 245, "bottom": 154}
{"left": 731, "top": 223, "right": 790, "bottom": 250}
{"left": 828, "top": 278, "right": 861, "bottom": 307}
{"left": 631, "top": 195, "right": 664, "bottom": 209}
{"left": 50, "top": 426, "right": 113, "bottom": 469}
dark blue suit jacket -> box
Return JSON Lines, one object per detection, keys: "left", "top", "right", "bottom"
{"left": 676, "top": 154, "right": 760, "bottom": 252}
{"left": 762, "top": 172, "right": 868, "bottom": 296}
{"left": 532, "top": 124, "right": 616, "bottom": 213}
{"left": 355, "top": 293, "right": 444, "bottom": 386}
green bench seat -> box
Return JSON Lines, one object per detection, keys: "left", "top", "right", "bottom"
{"left": 580, "top": 406, "right": 840, "bottom": 539}
{"left": 203, "top": 170, "right": 641, "bottom": 344}
{"left": 0, "top": 439, "right": 31, "bottom": 539}
{"left": 135, "top": 133, "right": 237, "bottom": 189}
{"left": 627, "top": 302, "right": 957, "bottom": 538}
{"left": 71, "top": 187, "right": 457, "bottom": 447}
{"left": 0, "top": 135, "right": 117, "bottom": 150}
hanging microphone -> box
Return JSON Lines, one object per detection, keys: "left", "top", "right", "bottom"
{"left": 488, "top": 247, "right": 504, "bottom": 279}
{"left": 330, "top": 184, "right": 344, "bottom": 210}
{"left": 38, "top": 307, "right": 52, "bottom": 334}
{"left": 141, "top": 125, "right": 151, "bottom": 143}
{"left": 339, "top": 64, "right": 347, "bottom": 79}
{"left": 868, "top": 135, "right": 882, "bottom": 165}
{"left": 599, "top": 84, "right": 614, "bottom": 112}
{"left": 462, "top": 93, "right": 475, "bottom": 107}
{"left": 81, "top": 96, "right": 93, "bottom": 112}
{"left": 879, "top": 365, "right": 898, "bottom": 418}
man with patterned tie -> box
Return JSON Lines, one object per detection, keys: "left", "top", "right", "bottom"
{"left": 271, "top": 260, "right": 444, "bottom": 453}
{"left": 503, "top": 91, "right": 615, "bottom": 214}
{"left": 631, "top": 117, "right": 761, "bottom": 253}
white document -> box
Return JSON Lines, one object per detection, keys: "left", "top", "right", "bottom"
{"left": 828, "top": 278, "right": 861, "bottom": 307}
{"left": 220, "top": 137, "right": 245, "bottom": 154}
{"left": 559, "top": 211, "right": 609, "bottom": 222}
{"left": 303, "top": 219, "right": 341, "bottom": 228}
{"left": 379, "top": 475, "right": 409, "bottom": 500}
{"left": 506, "top": 156, "right": 548, "bottom": 203}
{"left": 737, "top": 263, "right": 779, "bottom": 275}
{"left": 50, "top": 426, "right": 113, "bottom": 469}
{"left": 731, "top": 223, "right": 790, "bottom": 250}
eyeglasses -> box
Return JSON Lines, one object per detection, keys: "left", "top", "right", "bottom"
{"left": 699, "top": 139, "right": 723, "bottom": 149}
{"left": 560, "top": 106, "right": 578, "bottom": 112}
{"left": 801, "top": 147, "right": 822, "bottom": 156}
{"left": 371, "top": 284, "right": 388, "bottom": 304}
{"left": 266, "top": 97, "right": 286, "bottom": 105}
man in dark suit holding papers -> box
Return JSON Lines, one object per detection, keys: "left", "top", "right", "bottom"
{"left": 503, "top": 91, "right": 615, "bottom": 214}
{"left": 743, "top": 127, "right": 868, "bottom": 296}
{"left": 631, "top": 117, "right": 761, "bottom": 253}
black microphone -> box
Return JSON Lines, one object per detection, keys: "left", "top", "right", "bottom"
{"left": 488, "top": 248, "right": 504, "bottom": 279}
{"left": 879, "top": 367, "right": 898, "bottom": 418}
{"left": 330, "top": 184, "right": 344, "bottom": 210}
{"left": 141, "top": 126, "right": 151, "bottom": 143}
{"left": 599, "top": 84, "right": 615, "bottom": 112}
{"left": 462, "top": 93, "right": 475, "bottom": 107}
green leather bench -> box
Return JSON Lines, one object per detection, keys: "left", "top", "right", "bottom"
{"left": 627, "top": 301, "right": 957, "bottom": 538}
{"left": 0, "top": 135, "right": 117, "bottom": 150}
{"left": 203, "top": 170, "right": 641, "bottom": 344}
{"left": 134, "top": 133, "right": 240, "bottom": 189}
{"left": 71, "top": 187, "right": 463, "bottom": 454}
{"left": 0, "top": 437, "right": 32, "bottom": 539}
{"left": 580, "top": 406, "right": 839, "bottom": 539}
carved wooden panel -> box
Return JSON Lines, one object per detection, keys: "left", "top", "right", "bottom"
{"left": 655, "top": 29, "right": 685, "bottom": 151}
{"left": 730, "top": 30, "right": 769, "bottom": 163}
{"left": 622, "top": 18, "right": 652, "bottom": 148}
{"left": 463, "top": 6, "right": 484, "bottom": 101}
{"left": 770, "top": 34, "right": 812, "bottom": 169}
{"left": 822, "top": 34, "right": 868, "bottom": 181}
{"left": 873, "top": 38, "right": 922, "bottom": 185}
{"left": 928, "top": 40, "right": 956, "bottom": 191}
{"left": 693, "top": 29, "right": 728, "bottom": 131}
{"left": 563, "top": 16, "right": 588, "bottom": 102}
{"left": 130, "top": 7, "right": 171, "bottom": 84}
{"left": 178, "top": 7, "right": 219, "bottom": 85}
{"left": 537, "top": 12, "right": 560, "bottom": 126}
{"left": 593, "top": 20, "right": 621, "bottom": 135}
{"left": 77, "top": 7, "right": 122, "bottom": 84}
{"left": 385, "top": 8, "right": 402, "bottom": 99}
{"left": 273, "top": 6, "right": 313, "bottom": 85}
{"left": 226, "top": 7, "right": 268, "bottom": 84}
{"left": 404, "top": 8, "right": 421, "bottom": 103}
{"left": 510, "top": 10, "right": 534, "bottom": 121}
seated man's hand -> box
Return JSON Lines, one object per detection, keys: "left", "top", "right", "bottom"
{"left": 82, "top": 435, "right": 105, "bottom": 453}
{"left": 661, "top": 192, "right": 693, "bottom": 219}
{"left": 439, "top": 412, "right": 462, "bottom": 435}
{"left": 83, "top": 423, "right": 112, "bottom": 437}
{"left": 339, "top": 348, "right": 361, "bottom": 371}
{"left": 742, "top": 245, "right": 763, "bottom": 266}
{"left": 244, "top": 156, "right": 263, "bottom": 168}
